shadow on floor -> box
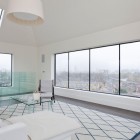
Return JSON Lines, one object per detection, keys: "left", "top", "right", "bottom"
{"left": 56, "top": 95, "right": 140, "bottom": 122}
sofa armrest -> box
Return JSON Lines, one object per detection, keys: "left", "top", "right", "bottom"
{"left": 0, "top": 122, "right": 28, "bottom": 140}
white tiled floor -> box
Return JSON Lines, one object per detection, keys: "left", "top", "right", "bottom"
{"left": 0, "top": 97, "right": 140, "bottom": 140}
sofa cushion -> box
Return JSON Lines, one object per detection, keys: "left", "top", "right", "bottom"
{"left": 8, "top": 111, "right": 81, "bottom": 140}
{"left": 0, "top": 122, "right": 28, "bottom": 140}
{"left": 0, "top": 119, "right": 12, "bottom": 128}
{"left": 0, "top": 119, "right": 2, "bottom": 127}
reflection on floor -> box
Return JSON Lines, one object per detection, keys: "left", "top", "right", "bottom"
{"left": 0, "top": 98, "right": 140, "bottom": 140}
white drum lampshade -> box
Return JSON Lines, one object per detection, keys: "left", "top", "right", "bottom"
{"left": 6, "top": 0, "right": 44, "bottom": 26}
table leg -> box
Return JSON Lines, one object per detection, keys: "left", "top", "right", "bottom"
{"left": 28, "top": 105, "right": 34, "bottom": 113}
{"left": 48, "top": 101, "right": 53, "bottom": 111}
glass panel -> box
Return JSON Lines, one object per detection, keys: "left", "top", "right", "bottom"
{"left": 69, "top": 50, "right": 89, "bottom": 90}
{"left": 121, "top": 42, "right": 140, "bottom": 97}
{"left": 0, "top": 72, "right": 36, "bottom": 96}
{"left": 0, "top": 54, "right": 12, "bottom": 87}
{"left": 90, "top": 46, "right": 119, "bottom": 94}
{"left": 56, "top": 53, "right": 68, "bottom": 88}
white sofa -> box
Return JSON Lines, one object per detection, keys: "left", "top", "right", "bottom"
{"left": 0, "top": 111, "right": 81, "bottom": 140}
{"left": 0, "top": 122, "right": 28, "bottom": 140}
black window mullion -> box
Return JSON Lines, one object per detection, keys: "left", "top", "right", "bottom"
{"left": 68, "top": 53, "right": 69, "bottom": 88}
{"left": 89, "top": 49, "right": 90, "bottom": 91}
{"left": 119, "top": 45, "right": 121, "bottom": 95}
{"left": 54, "top": 54, "right": 56, "bottom": 86}
{"left": 0, "top": 9, "right": 3, "bottom": 20}
{"left": 11, "top": 54, "right": 13, "bottom": 86}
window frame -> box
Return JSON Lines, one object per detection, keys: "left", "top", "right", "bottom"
{"left": 55, "top": 40, "right": 140, "bottom": 98}
{"left": 0, "top": 53, "right": 12, "bottom": 87}
{"left": 0, "top": 9, "right": 4, "bottom": 26}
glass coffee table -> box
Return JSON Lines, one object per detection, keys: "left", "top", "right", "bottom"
{"left": 11, "top": 95, "right": 53, "bottom": 112}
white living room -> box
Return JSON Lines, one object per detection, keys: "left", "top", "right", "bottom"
{"left": 0, "top": 0, "right": 140, "bottom": 140}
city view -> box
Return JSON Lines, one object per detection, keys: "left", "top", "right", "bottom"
{"left": 0, "top": 71, "right": 11, "bottom": 87}
{"left": 56, "top": 70, "right": 140, "bottom": 97}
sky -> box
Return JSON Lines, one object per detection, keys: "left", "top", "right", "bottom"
{"left": 56, "top": 42, "right": 140, "bottom": 73}
{"left": 0, "top": 54, "right": 11, "bottom": 71}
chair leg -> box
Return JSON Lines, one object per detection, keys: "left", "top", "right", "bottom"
{"left": 40, "top": 97, "right": 41, "bottom": 105}
{"left": 53, "top": 96, "right": 55, "bottom": 103}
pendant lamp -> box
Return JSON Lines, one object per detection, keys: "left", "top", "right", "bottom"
{"left": 6, "top": 0, "right": 44, "bottom": 26}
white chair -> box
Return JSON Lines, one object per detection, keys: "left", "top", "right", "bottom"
{"left": 39, "top": 79, "right": 55, "bottom": 105}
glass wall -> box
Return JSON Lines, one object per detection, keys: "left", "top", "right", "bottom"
{"left": 69, "top": 50, "right": 89, "bottom": 90}
{"left": 121, "top": 42, "right": 140, "bottom": 97}
{"left": 0, "top": 53, "right": 12, "bottom": 87}
{"left": 90, "top": 46, "right": 119, "bottom": 94}
{"left": 55, "top": 41, "right": 140, "bottom": 97}
{"left": 56, "top": 53, "right": 68, "bottom": 88}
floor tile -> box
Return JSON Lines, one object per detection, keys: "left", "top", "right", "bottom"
{"left": 76, "top": 134, "right": 94, "bottom": 140}
{"left": 104, "top": 130, "right": 127, "bottom": 139}
{"left": 100, "top": 116, "right": 116, "bottom": 121}
{"left": 76, "top": 127, "right": 90, "bottom": 134}
{"left": 129, "top": 127, "right": 140, "bottom": 133}
{"left": 106, "top": 120, "right": 123, "bottom": 126}
{"left": 88, "top": 129, "right": 107, "bottom": 137}
{"left": 98, "top": 124, "right": 116, "bottom": 131}
{"left": 93, "top": 136, "right": 111, "bottom": 140}
{"left": 79, "top": 118, "right": 93, "bottom": 123}
{"left": 122, "top": 132, "right": 136, "bottom": 139}
{"left": 93, "top": 119, "right": 108, "bottom": 125}
{"left": 83, "top": 123, "right": 100, "bottom": 129}
{"left": 89, "top": 115, "right": 101, "bottom": 120}
{"left": 71, "top": 134, "right": 78, "bottom": 140}
{"left": 122, "top": 122, "right": 139, "bottom": 128}
{"left": 112, "top": 125, "right": 133, "bottom": 133}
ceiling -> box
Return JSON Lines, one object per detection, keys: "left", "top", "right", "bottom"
{"left": 0, "top": 0, "right": 140, "bottom": 47}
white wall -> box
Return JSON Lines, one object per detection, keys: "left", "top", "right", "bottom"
{"left": 55, "top": 87, "right": 140, "bottom": 112}
{"left": 0, "top": 42, "right": 38, "bottom": 72}
{"left": 0, "top": 42, "right": 39, "bottom": 94}
{"left": 40, "top": 21, "right": 140, "bottom": 112}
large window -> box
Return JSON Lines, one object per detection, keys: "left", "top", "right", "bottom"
{"left": 69, "top": 50, "right": 89, "bottom": 90}
{"left": 55, "top": 41, "right": 140, "bottom": 97}
{"left": 56, "top": 53, "right": 68, "bottom": 88}
{"left": 90, "top": 46, "right": 119, "bottom": 94}
{"left": 0, "top": 53, "right": 12, "bottom": 87}
{"left": 121, "top": 42, "right": 140, "bottom": 97}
